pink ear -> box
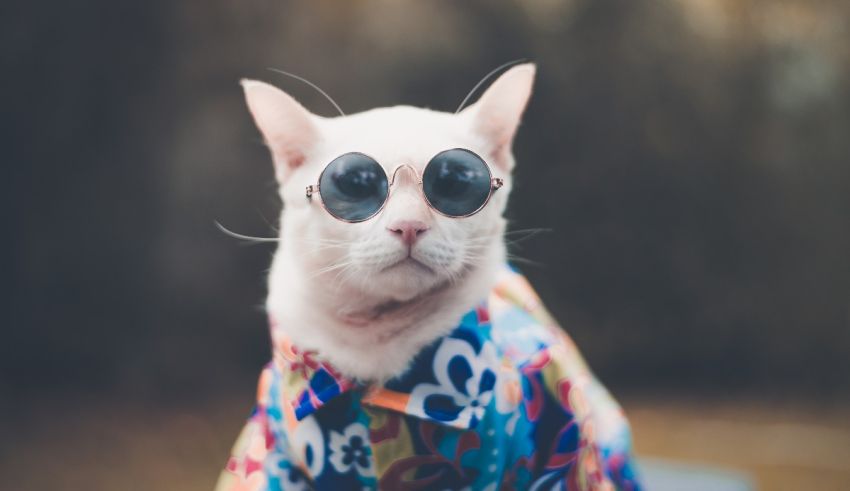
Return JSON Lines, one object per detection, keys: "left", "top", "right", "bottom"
{"left": 241, "top": 79, "right": 319, "bottom": 182}
{"left": 464, "top": 64, "right": 536, "bottom": 169}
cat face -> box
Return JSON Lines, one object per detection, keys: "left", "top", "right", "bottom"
{"left": 243, "top": 65, "right": 535, "bottom": 303}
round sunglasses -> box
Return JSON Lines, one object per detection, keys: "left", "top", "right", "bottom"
{"left": 305, "top": 148, "right": 504, "bottom": 223}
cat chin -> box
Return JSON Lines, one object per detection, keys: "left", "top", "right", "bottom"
{"left": 266, "top": 243, "right": 505, "bottom": 381}
{"left": 268, "top": 264, "right": 496, "bottom": 382}
{"left": 369, "top": 260, "right": 445, "bottom": 302}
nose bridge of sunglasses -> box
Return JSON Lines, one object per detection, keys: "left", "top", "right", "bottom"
{"left": 381, "top": 184, "right": 432, "bottom": 223}
{"left": 388, "top": 164, "right": 421, "bottom": 187}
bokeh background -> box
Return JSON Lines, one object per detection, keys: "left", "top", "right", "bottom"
{"left": 4, "top": 0, "right": 850, "bottom": 489}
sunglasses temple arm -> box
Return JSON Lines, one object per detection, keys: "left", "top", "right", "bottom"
{"left": 491, "top": 177, "right": 504, "bottom": 190}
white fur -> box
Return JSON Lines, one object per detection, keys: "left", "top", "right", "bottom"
{"left": 243, "top": 65, "right": 535, "bottom": 381}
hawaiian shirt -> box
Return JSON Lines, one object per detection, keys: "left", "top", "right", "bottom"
{"left": 216, "top": 265, "right": 642, "bottom": 490}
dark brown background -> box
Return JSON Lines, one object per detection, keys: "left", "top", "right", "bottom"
{"left": 4, "top": 1, "right": 850, "bottom": 489}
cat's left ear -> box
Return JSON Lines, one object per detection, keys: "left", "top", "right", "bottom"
{"left": 241, "top": 79, "right": 319, "bottom": 183}
{"left": 462, "top": 63, "right": 536, "bottom": 170}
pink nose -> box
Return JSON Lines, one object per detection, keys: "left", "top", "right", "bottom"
{"left": 387, "top": 220, "right": 430, "bottom": 247}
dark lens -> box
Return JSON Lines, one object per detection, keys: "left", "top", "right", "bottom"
{"left": 319, "top": 153, "right": 388, "bottom": 221}
{"left": 422, "top": 149, "right": 492, "bottom": 217}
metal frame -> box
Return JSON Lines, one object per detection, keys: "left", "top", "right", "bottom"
{"left": 306, "top": 148, "right": 504, "bottom": 223}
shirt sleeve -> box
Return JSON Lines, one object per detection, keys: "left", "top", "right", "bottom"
{"left": 215, "top": 406, "right": 275, "bottom": 491}
{"left": 215, "top": 366, "right": 277, "bottom": 491}
{"left": 216, "top": 366, "right": 314, "bottom": 491}
{"left": 527, "top": 334, "right": 643, "bottom": 491}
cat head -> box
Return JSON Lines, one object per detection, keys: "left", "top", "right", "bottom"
{"left": 242, "top": 65, "right": 535, "bottom": 305}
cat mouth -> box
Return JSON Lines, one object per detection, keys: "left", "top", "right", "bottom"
{"left": 383, "top": 256, "right": 434, "bottom": 274}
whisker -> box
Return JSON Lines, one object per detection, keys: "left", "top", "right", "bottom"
{"left": 214, "top": 221, "right": 280, "bottom": 243}
{"left": 256, "top": 209, "right": 279, "bottom": 233}
{"left": 504, "top": 253, "right": 544, "bottom": 268}
{"left": 296, "top": 238, "right": 349, "bottom": 251}
{"left": 267, "top": 68, "right": 345, "bottom": 117}
{"left": 334, "top": 263, "right": 360, "bottom": 291}
{"left": 455, "top": 59, "right": 528, "bottom": 113}
{"left": 297, "top": 237, "right": 349, "bottom": 246}
{"left": 298, "top": 238, "right": 347, "bottom": 248}
{"left": 308, "top": 259, "right": 354, "bottom": 278}
{"left": 504, "top": 227, "right": 553, "bottom": 237}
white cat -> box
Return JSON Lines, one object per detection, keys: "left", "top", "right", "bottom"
{"left": 219, "top": 65, "right": 642, "bottom": 491}
{"left": 242, "top": 64, "right": 535, "bottom": 382}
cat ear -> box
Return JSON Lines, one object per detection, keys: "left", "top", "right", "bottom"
{"left": 463, "top": 63, "right": 536, "bottom": 169}
{"left": 241, "top": 79, "right": 319, "bottom": 182}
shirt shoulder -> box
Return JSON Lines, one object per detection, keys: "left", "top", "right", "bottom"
{"left": 488, "top": 265, "right": 589, "bottom": 372}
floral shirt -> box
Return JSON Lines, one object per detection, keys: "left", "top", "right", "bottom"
{"left": 217, "top": 266, "right": 641, "bottom": 490}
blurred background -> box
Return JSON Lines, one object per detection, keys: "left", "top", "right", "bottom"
{"left": 4, "top": 0, "right": 850, "bottom": 489}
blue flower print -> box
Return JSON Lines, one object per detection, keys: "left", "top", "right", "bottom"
{"left": 327, "top": 422, "right": 375, "bottom": 477}
{"left": 408, "top": 337, "right": 500, "bottom": 428}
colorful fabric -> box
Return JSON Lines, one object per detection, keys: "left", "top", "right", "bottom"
{"left": 217, "top": 265, "right": 642, "bottom": 490}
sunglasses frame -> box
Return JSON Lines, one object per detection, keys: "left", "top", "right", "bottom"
{"left": 305, "top": 148, "right": 504, "bottom": 223}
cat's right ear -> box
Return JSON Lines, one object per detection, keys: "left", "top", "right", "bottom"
{"left": 241, "top": 79, "right": 319, "bottom": 182}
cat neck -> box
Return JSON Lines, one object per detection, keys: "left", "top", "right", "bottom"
{"left": 265, "top": 244, "right": 504, "bottom": 382}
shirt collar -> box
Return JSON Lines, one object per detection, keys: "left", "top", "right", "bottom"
{"left": 269, "top": 303, "right": 500, "bottom": 431}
